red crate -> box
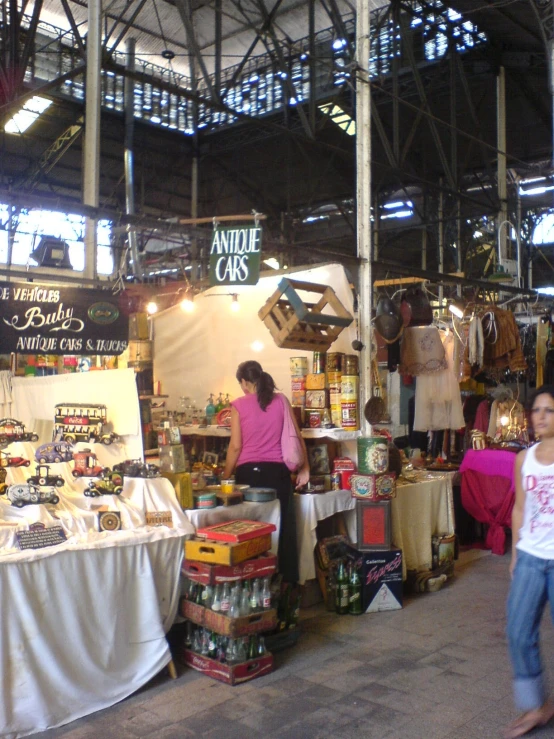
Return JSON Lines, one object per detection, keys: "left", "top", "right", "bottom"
{"left": 196, "top": 520, "right": 276, "bottom": 543}
{"left": 181, "top": 648, "right": 273, "bottom": 685}
{"left": 182, "top": 553, "right": 277, "bottom": 585}
{"left": 181, "top": 599, "right": 277, "bottom": 637}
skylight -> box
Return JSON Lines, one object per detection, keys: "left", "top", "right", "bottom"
{"left": 5, "top": 96, "right": 52, "bottom": 135}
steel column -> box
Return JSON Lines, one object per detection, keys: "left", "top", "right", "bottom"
{"left": 124, "top": 37, "right": 142, "bottom": 279}
{"left": 83, "top": 0, "right": 102, "bottom": 280}
{"left": 356, "top": 0, "right": 372, "bottom": 431}
{"left": 497, "top": 65, "right": 508, "bottom": 268}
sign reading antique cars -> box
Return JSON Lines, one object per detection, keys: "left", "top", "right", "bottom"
{"left": 209, "top": 226, "right": 262, "bottom": 286}
{"left": 0, "top": 282, "right": 128, "bottom": 355}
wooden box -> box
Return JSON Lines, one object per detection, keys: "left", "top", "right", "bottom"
{"left": 181, "top": 599, "right": 277, "bottom": 637}
{"left": 182, "top": 553, "right": 277, "bottom": 585}
{"left": 355, "top": 500, "right": 392, "bottom": 551}
{"left": 184, "top": 534, "right": 272, "bottom": 566}
{"left": 181, "top": 648, "right": 273, "bottom": 685}
{"left": 258, "top": 278, "right": 353, "bottom": 352}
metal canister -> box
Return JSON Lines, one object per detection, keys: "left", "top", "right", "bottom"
{"left": 331, "top": 472, "right": 342, "bottom": 490}
{"left": 326, "top": 352, "right": 344, "bottom": 372}
{"left": 341, "top": 401, "right": 358, "bottom": 430}
{"left": 313, "top": 352, "right": 326, "bottom": 374}
{"left": 357, "top": 436, "right": 389, "bottom": 474}
{"left": 341, "top": 375, "right": 359, "bottom": 401}
{"left": 330, "top": 404, "right": 342, "bottom": 428}
{"left": 290, "top": 357, "right": 308, "bottom": 376}
{"left": 342, "top": 354, "right": 359, "bottom": 375}
{"left": 308, "top": 410, "right": 322, "bottom": 428}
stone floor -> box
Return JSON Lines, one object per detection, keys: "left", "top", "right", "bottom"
{"left": 35, "top": 549, "right": 554, "bottom": 739}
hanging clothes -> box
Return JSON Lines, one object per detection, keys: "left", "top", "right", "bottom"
{"left": 400, "top": 325, "right": 447, "bottom": 376}
{"left": 481, "top": 308, "right": 527, "bottom": 372}
{"left": 413, "top": 331, "right": 465, "bottom": 431}
{"left": 468, "top": 315, "right": 484, "bottom": 368}
{"left": 536, "top": 317, "right": 549, "bottom": 387}
{"left": 473, "top": 398, "right": 491, "bottom": 433}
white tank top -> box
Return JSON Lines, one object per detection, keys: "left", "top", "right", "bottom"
{"left": 518, "top": 443, "right": 554, "bottom": 559}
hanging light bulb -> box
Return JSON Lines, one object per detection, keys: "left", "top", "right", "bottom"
{"left": 230, "top": 294, "right": 240, "bottom": 313}
{"left": 146, "top": 301, "right": 158, "bottom": 315}
{"left": 180, "top": 295, "right": 195, "bottom": 313}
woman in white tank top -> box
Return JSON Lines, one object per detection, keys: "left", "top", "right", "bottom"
{"left": 505, "top": 385, "right": 554, "bottom": 738}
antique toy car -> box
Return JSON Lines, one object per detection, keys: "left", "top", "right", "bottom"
{"left": 112, "top": 459, "right": 159, "bottom": 478}
{"left": 53, "top": 404, "right": 118, "bottom": 445}
{"left": 0, "top": 452, "right": 31, "bottom": 468}
{"left": 0, "top": 418, "right": 39, "bottom": 446}
{"left": 28, "top": 464, "right": 65, "bottom": 488}
{"left": 72, "top": 449, "right": 104, "bottom": 478}
{"left": 35, "top": 442, "right": 74, "bottom": 464}
{"left": 84, "top": 469, "right": 124, "bottom": 497}
{"left": 5, "top": 483, "right": 60, "bottom": 507}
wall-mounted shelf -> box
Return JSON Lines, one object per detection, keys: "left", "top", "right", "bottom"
{"left": 176, "top": 426, "right": 360, "bottom": 441}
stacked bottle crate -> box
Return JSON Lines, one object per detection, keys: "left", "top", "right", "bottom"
{"left": 180, "top": 520, "right": 278, "bottom": 685}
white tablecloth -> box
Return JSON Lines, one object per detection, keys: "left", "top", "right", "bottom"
{"left": 392, "top": 472, "right": 455, "bottom": 577}
{"left": 0, "top": 528, "right": 184, "bottom": 739}
{"left": 184, "top": 499, "right": 281, "bottom": 554}
{"left": 294, "top": 490, "right": 356, "bottom": 584}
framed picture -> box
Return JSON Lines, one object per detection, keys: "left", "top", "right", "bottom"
{"left": 308, "top": 444, "right": 330, "bottom": 475}
{"left": 202, "top": 451, "right": 218, "bottom": 467}
{"left": 356, "top": 500, "right": 391, "bottom": 551}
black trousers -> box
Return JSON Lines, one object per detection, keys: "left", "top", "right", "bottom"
{"left": 235, "top": 461, "right": 299, "bottom": 583}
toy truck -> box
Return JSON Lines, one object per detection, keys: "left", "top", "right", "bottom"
{"left": 72, "top": 449, "right": 104, "bottom": 478}
{"left": 28, "top": 464, "right": 65, "bottom": 488}
{"left": 0, "top": 418, "right": 39, "bottom": 446}
{"left": 5, "top": 483, "right": 60, "bottom": 507}
{"left": 84, "top": 469, "right": 124, "bottom": 497}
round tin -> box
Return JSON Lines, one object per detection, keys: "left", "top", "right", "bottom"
{"left": 357, "top": 436, "right": 389, "bottom": 474}
{"left": 195, "top": 492, "right": 217, "bottom": 509}
{"left": 341, "top": 354, "right": 359, "bottom": 375}
{"left": 326, "top": 352, "right": 344, "bottom": 372}
{"left": 312, "top": 352, "right": 326, "bottom": 374}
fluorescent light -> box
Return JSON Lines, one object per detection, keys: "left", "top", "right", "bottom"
{"left": 520, "top": 185, "right": 554, "bottom": 196}
{"left": 5, "top": 96, "right": 52, "bottom": 134}
{"left": 383, "top": 201, "right": 405, "bottom": 210}
{"left": 537, "top": 287, "right": 554, "bottom": 296}
{"left": 263, "top": 258, "right": 280, "bottom": 270}
{"left": 381, "top": 209, "right": 413, "bottom": 220}
{"left": 449, "top": 303, "right": 464, "bottom": 319}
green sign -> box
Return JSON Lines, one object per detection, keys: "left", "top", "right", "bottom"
{"left": 209, "top": 226, "right": 262, "bottom": 286}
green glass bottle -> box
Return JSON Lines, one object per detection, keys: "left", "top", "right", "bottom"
{"left": 348, "top": 564, "right": 363, "bottom": 615}
{"left": 335, "top": 561, "right": 349, "bottom": 615}
{"left": 247, "top": 635, "right": 257, "bottom": 660}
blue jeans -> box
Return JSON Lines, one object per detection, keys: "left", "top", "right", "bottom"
{"left": 506, "top": 550, "right": 554, "bottom": 711}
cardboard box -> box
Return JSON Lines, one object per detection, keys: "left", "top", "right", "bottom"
{"left": 181, "top": 648, "right": 273, "bottom": 685}
{"left": 181, "top": 599, "right": 277, "bottom": 637}
{"left": 182, "top": 553, "right": 277, "bottom": 585}
{"left": 346, "top": 546, "right": 403, "bottom": 613}
{"left": 129, "top": 312, "right": 149, "bottom": 340}
{"left": 185, "top": 534, "right": 272, "bottom": 566}
{"left": 305, "top": 373, "right": 326, "bottom": 390}
{"left": 350, "top": 473, "right": 396, "bottom": 500}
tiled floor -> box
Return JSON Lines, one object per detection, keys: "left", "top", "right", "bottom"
{"left": 35, "top": 549, "right": 554, "bottom": 739}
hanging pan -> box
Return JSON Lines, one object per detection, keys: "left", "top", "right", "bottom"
{"left": 364, "top": 356, "right": 387, "bottom": 424}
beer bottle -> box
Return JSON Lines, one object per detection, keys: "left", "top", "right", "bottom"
{"left": 335, "top": 561, "right": 349, "bottom": 615}
{"left": 348, "top": 563, "right": 363, "bottom": 615}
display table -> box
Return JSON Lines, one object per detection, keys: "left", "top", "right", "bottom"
{"left": 0, "top": 527, "right": 184, "bottom": 739}
{"left": 185, "top": 499, "right": 281, "bottom": 554}
{"left": 294, "top": 490, "right": 356, "bottom": 584}
{"left": 460, "top": 449, "right": 516, "bottom": 555}
{"left": 392, "top": 471, "right": 456, "bottom": 578}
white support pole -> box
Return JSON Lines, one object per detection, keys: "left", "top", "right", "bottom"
{"left": 356, "top": 0, "right": 372, "bottom": 435}
{"left": 83, "top": 0, "right": 102, "bottom": 280}
{"left": 497, "top": 65, "right": 507, "bottom": 269}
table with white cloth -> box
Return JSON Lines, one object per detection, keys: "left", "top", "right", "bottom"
{"left": 391, "top": 471, "right": 456, "bottom": 579}
{"left": 184, "top": 499, "right": 281, "bottom": 554}
{"left": 294, "top": 490, "right": 356, "bottom": 585}
{"left": 0, "top": 476, "right": 194, "bottom": 739}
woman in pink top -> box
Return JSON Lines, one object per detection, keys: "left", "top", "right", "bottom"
{"left": 223, "top": 360, "right": 309, "bottom": 582}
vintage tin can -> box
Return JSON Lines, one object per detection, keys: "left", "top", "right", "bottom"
{"left": 341, "top": 401, "right": 358, "bottom": 430}
{"left": 341, "top": 375, "right": 359, "bottom": 401}
{"left": 312, "top": 352, "right": 326, "bottom": 374}
{"left": 330, "top": 404, "right": 342, "bottom": 428}
{"left": 291, "top": 377, "right": 306, "bottom": 392}
{"left": 331, "top": 472, "right": 342, "bottom": 490}
{"left": 350, "top": 472, "right": 396, "bottom": 500}
{"left": 326, "top": 353, "right": 344, "bottom": 372}
{"left": 290, "top": 357, "right": 308, "bottom": 376}
{"left": 357, "top": 437, "right": 389, "bottom": 475}
{"left": 308, "top": 410, "right": 322, "bottom": 428}
{"left": 342, "top": 354, "right": 359, "bottom": 375}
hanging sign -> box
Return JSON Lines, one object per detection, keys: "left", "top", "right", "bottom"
{"left": 209, "top": 225, "right": 262, "bottom": 286}
{"left": 0, "top": 282, "right": 128, "bottom": 355}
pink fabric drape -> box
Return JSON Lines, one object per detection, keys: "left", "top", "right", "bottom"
{"left": 461, "top": 470, "right": 515, "bottom": 554}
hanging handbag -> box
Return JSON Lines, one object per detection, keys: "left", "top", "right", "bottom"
{"left": 279, "top": 394, "right": 305, "bottom": 472}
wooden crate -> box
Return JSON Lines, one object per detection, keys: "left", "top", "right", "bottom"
{"left": 181, "top": 599, "right": 277, "bottom": 637}
{"left": 184, "top": 534, "right": 272, "bottom": 566}
{"left": 182, "top": 553, "right": 277, "bottom": 585}
{"left": 258, "top": 278, "right": 353, "bottom": 351}
{"left": 181, "top": 648, "right": 273, "bottom": 685}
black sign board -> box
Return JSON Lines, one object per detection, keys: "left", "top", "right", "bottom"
{"left": 0, "top": 282, "right": 128, "bottom": 355}
{"left": 209, "top": 226, "right": 262, "bottom": 286}
{"left": 16, "top": 522, "right": 67, "bottom": 550}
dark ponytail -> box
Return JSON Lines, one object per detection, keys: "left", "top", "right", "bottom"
{"left": 236, "top": 360, "right": 276, "bottom": 411}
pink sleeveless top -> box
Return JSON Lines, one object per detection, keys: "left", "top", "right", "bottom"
{"left": 232, "top": 393, "right": 285, "bottom": 467}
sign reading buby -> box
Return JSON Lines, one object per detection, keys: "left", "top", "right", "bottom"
{"left": 0, "top": 282, "right": 129, "bottom": 355}
{"left": 209, "top": 226, "right": 262, "bottom": 286}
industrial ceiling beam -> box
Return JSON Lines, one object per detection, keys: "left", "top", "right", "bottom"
{"left": 105, "top": 0, "right": 150, "bottom": 60}
{"left": 59, "top": 0, "right": 86, "bottom": 59}
{"left": 174, "top": 0, "right": 218, "bottom": 102}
